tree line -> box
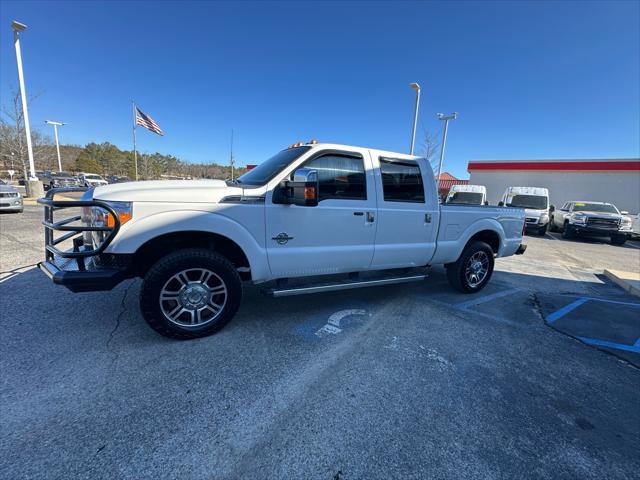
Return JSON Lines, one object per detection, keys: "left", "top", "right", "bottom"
{"left": 0, "top": 91, "right": 244, "bottom": 181}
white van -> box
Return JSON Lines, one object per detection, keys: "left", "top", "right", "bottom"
{"left": 500, "top": 187, "right": 550, "bottom": 235}
{"left": 445, "top": 185, "right": 487, "bottom": 205}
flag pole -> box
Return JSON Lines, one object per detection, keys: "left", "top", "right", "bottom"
{"left": 132, "top": 100, "right": 138, "bottom": 181}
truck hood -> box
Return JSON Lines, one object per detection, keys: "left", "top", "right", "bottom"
{"left": 92, "top": 179, "right": 245, "bottom": 203}
{"left": 572, "top": 211, "right": 621, "bottom": 219}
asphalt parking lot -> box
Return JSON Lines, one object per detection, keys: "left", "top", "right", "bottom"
{"left": 1, "top": 206, "right": 639, "bottom": 479}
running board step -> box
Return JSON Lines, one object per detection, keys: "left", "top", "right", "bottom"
{"left": 264, "top": 273, "right": 428, "bottom": 297}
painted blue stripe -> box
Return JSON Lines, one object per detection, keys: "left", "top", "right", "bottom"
{"left": 546, "top": 297, "right": 590, "bottom": 324}
{"left": 585, "top": 297, "right": 640, "bottom": 307}
{"left": 577, "top": 336, "right": 640, "bottom": 353}
{"left": 455, "top": 288, "right": 520, "bottom": 309}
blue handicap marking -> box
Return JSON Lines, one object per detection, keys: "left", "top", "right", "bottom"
{"left": 546, "top": 296, "right": 640, "bottom": 353}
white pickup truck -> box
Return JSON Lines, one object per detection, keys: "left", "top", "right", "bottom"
{"left": 39, "top": 142, "right": 526, "bottom": 339}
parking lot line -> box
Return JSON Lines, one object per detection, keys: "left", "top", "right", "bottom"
{"left": 577, "top": 336, "right": 640, "bottom": 353}
{"left": 546, "top": 297, "right": 589, "bottom": 323}
{"left": 545, "top": 233, "right": 559, "bottom": 241}
{"left": 454, "top": 288, "right": 521, "bottom": 309}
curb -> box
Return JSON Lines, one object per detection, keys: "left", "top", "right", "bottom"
{"left": 603, "top": 269, "right": 640, "bottom": 298}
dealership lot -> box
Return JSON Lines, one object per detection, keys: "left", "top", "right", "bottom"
{"left": 1, "top": 207, "right": 639, "bottom": 479}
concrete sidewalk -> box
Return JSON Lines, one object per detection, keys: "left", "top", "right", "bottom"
{"left": 604, "top": 269, "right": 640, "bottom": 297}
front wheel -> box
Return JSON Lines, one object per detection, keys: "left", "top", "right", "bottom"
{"left": 610, "top": 234, "right": 627, "bottom": 246}
{"left": 446, "top": 241, "right": 495, "bottom": 294}
{"left": 548, "top": 218, "right": 558, "bottom": 232}
{"left": 562, "top": 223, "right": 575, "bottom": 239}
{"left": 140, "top": 248, "right": 242, "bottom": 339}
{"left": 537, "top": 224, "right": 547, "bottom": 236}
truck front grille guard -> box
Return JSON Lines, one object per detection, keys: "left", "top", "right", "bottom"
{"left": 37, "top": 187, "right": 121, "bottom": 271}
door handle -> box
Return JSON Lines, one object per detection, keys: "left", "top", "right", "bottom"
{"left": 425, "top": 213, "right": 432, "bottom": 223}
{"left": 366, "top": 212, "right": 375, "bottom": 223}
{"left": 353, "top": 211, "right": 364, "bottom": 216}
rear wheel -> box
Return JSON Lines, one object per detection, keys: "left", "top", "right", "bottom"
{"left": 446, "top": 241, "right": 495, "bottom": 294}
{"left": 610, "top": 234, "right": 627, "bottom": 246}
{"left": 140, "top": 248, "right": 242, "bottom": 339}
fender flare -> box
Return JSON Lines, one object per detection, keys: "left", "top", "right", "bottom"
{"left": 106, "top": 210, "right": 270, "bottom": 281}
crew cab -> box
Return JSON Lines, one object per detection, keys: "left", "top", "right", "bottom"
{"left": 445, "top": 185, "right": 487, "bottom": 205}
{"left": 549, "top": 201, "right": 633, "bottom": 245}
{"left": 38, "top": 143, "right": 526, "bottom": 339}
{"left": 499, "top": 187, "right": 550, "bottom": 236}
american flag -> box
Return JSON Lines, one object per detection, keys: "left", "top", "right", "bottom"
{"left": 135, "top": 107, "right": 164, "bottom": 136}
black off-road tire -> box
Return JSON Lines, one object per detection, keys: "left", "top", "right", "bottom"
{"left": 610, "top": 234, "right": 627, "bottom": 246}
{"left": 446, "top": 241, "right": 495, "bottom": 294}
{"left": 140, "top": 248, "right": 242, "bottom": 340}
{"left": 537, "top": 224, "right": 547, "bottom": 236}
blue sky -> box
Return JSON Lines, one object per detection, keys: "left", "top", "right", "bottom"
{"left": 1, "top": 1, "right": 638, "bottom": 178}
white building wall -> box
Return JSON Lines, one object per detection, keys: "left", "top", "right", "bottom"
{"left": 469, "top": 170, "right": 640, "bottom": 214}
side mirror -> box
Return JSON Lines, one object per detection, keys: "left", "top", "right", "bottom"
{"left": 498, "top": 201, "right": 504, "bottom": 207}
{"left": 621, "top": 210, "right": 629, "bottom": 215}
{"left": 290, "top": 168, "right": 319, "bottom": 206}
{"left": 549, "top": 205, "right": 555, "bottom": 212}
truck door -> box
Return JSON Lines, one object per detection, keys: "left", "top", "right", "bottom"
{"left": 265, "top": 149, "right": 377, "bottom": 278}
{"left": 370, "top": 155, "right": 439, "bottom": 268}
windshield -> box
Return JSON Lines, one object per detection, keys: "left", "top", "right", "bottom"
{"left": 446, "top": 192, "right": 484, "bottom": 205}
{"left": 236, "top": 147, "right": 312, "bottom": 186}
{"left": 52, "top": 172, "right": 73, "bottom": 177}
{"left": 508, "top": 194, "right": 547, "bottom": 209}
{"left": 85, "top": 175, "right": 103, "bottom": 180}
{"left": 573, "top": 202, "right": 618, "bottom": 213}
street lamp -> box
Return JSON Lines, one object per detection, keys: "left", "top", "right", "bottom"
{"left": 435, "top": 112, "right": 458, "bottom": 192}
{"left": 45, "top": 120, "right": 66, "bottom": 172}
{"left": 12, "top": 20, "right": 42, "bottom": 197}
{"left": 409, "top": 83, "right": 421, "bottom": 155}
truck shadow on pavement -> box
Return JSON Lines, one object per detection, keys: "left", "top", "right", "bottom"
{"left": 1, "top": 264, "right": 640, "bottom": 480}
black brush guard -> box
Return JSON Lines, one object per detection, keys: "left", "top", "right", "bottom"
{"left": 37, "top": 187, "right": 128, "bottom": 292}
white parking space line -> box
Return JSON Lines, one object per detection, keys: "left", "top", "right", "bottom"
{"left": 545, "top": 233, "right": 559, "bottom": 241}
{"left": 454, "top": 288, "right": 521, "bottom": 309}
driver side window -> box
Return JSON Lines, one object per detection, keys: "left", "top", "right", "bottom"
{"left": 302, "top": 154, "right": 367, "bottom": 201}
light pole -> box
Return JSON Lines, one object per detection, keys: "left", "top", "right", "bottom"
{"left": 45, "top": 121, "right": 65, "bottom": 172}
{"left": 409, "top": 83, "right": 421, "bottom": 155}
{"left": 12, "top": 20, "right": 43, "bottom": 197}
{"left": 436, "top": 112, "right": 458, "bottom": 193}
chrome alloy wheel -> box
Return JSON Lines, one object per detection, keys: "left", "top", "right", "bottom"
{"left": 159, "top": 268, "right": 228, "bottom": 327}
{"left": 465, "top": 251, "right": 489, "bottom": 288}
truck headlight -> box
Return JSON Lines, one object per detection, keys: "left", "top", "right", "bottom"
{"left": 570, "top": 214, "right": 587, "bottom": 225}
{"left": 92, "top": 201, "right": 133, "bottom": 228}
{"left": 539, "top": 214, "right": 549, "bottom": 224}
{"left": 621, "top": 217, "right": 632, "bottom": 231}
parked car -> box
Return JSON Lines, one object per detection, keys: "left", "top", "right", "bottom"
{"left": 0, "top": 179, "right": 23, "bottom": 213}
{"left": 38, "top": 142, "right": 526, "bottom": 339}
{"left": 48, "top": 171, "right": 79, "bottom": 189}
{"left": 78, "top": 173, "right": 108, "bottom": 188}
{"left": 107, "top": 175, "right": 131, "bottom": 184}
{"left": 499, "top": 186, "right": 550, "bottom": 236}
{"left": 549, "top": 201, "right": 633, "bottom": 245}
{"left": 445, "top": 185, "right": 487, "bottom": 205}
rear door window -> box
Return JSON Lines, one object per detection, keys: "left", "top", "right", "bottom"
{"left": 379, "top": 157, "right": 425, "bottom": 203}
